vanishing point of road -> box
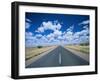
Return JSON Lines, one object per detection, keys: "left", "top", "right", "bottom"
{"left": 26, "top": 46, "right": 89, "bottom": 68}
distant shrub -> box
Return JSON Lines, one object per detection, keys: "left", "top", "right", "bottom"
{"left": 37, "top": 46, "right": 43, "bottom": 48}
{"left": 79, "top": 42, "right": 89, "bottom": 46}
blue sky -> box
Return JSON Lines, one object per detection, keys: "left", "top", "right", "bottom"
{"left": 25, "top": 12, "right": 89, "bottom": 47}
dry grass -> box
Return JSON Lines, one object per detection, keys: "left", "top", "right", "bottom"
{"left": 25, "top": 46, "right": 56, "bottom": 60}
{"left": 65, "top": 45, "right": 89, "bottom": 54}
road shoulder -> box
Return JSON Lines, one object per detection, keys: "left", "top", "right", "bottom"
{"left": 25, "top": 46, "right": 58, "bottom": 67}
{"left": 64, "top": 47, "right": 89, "bottom": 62}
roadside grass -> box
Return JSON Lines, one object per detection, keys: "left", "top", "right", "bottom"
{"left": 65, "top": 45, "right": 89, "bottom": 54}
{"left": 25, "top": 46, "right": 55, "bottom": 60}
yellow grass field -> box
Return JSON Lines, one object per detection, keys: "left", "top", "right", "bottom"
{"left": 65, "top": 45, "right": 89, "bottom": 54}
{"left": 25, "top": 46, "right": 56, "bottom": 60}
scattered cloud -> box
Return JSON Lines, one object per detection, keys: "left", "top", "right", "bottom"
{"left": 25, "top": 32, "right": 33, "bottom": 36}
{"left": 26, "top": 19, "right": 32, "bottom": 22}
{"left": 25, "top": 19, "right": 32, "bottom": 29}
{"left": 26, "top": 20, "right": 89, "bottom": 47}
{"left": 47, "top": 33, "right": 54, "bottom": 39}
{"left": 53, "top": 30, "right": 62, "bottom": 37}
{"left": 35, "top": 34, "right": 42, "bottom": 38}
{"left": 72, "top": 26, "right": 89, "bottom": 44}
{"left": 79, "top": 20, "right": 89, "bottom": 25}
{"left": 83, "top": 25, "right": 89, "bottom": 29}
{"left": 67, "top": 25, "right": 74, "bottom": 32}
{"left": 25, "top": 22, "right": 30, "bottom": 29}
{"left": 36, "top": 27, "right": 44, "bottom": 32}
{"left": 36, "top": 21, "right": 62, "bottom": 33}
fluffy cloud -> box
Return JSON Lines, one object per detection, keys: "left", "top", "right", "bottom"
{"left": 25, "top": 32, "right": 37, "bottom": 47}
{"left": 25, "top": 32, "right": 50, "bottom": 47}
{"left": 61, "top": 24, "right": 89, "bottom": 44}
{"left": 67, "top": 25, "right": 74, "bottom": 32}
{"left": 36, "top": 27, "right": 44, "bottom": 32}
{"left": 25, "top": 32, "right": 33, "bottom": 36}
{"left": 72, "top": 27, "right": 89, "bottom": 44}
{"left": 61, "top": 25, "right": 74, "bottom": 42}
{"left": 79, "top": 20, "right": 89, "bottom": 25}
{"left": 62, "top": 31, "right": 73, "bottom": 44}
{"left": 25, "top": 32, "right": 33, "bottom": 39}
{"left": 53, "top": 30, "right": 62, "bottom": 37}
{"left": 36, "top": 21, "right": 62, "bottom": 33}
{"left": 46, "top": 30, "right": 62, "bottom": 42}
{"left": 26, "top": 19, "right": 32, "bottom": 22}
{"left": 25, "top": 19, "right": 32, "bottom": 29}
{"left": 47, "top": 33, "right": 54, "bottom": 39}
{"left": 25, "top": 22, "right": 30, "bottom": 29}
{"left": 26, "top": 20, "right": 90, "bottom": 47}
{"left": 35, "top": 34, "right": 42, "bottom": 38}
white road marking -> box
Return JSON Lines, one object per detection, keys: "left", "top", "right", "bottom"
{"left": 59, "top": 53, "right": 61, "bottom": 65}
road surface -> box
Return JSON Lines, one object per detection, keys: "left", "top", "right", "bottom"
{"left": 26, "top": 46, "right": 89, "bottom": 68}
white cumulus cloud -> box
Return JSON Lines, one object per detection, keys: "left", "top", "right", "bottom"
{"left": 25, "top": 22, "right": 30, "bottom": 29}
{"left": 25, "top": 19, "right": 32, "bottom": 29}
{"left": 53, "top": 30, "right": 62, "bottom": 37}
{"left": 79, "top": 20, "right": 89, "bottom": 25}
{"left": 26, "top": 20, "right": 90, "bottom": 47}
{"left": 36, "top": 21, "right": 62, "bottom": 33}
{"left": 26, "top": 19, "right": 32, "bottom": 22}
{"left": 67, "top": 25, "right": 74, "bottom": 32}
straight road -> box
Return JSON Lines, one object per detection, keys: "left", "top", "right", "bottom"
{"left": 26, "top": 46, "right": 89, "bottom": 68}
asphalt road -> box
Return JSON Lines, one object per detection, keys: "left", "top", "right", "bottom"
{"left": 26, "top": 46, "right": 89, "bottom": 68}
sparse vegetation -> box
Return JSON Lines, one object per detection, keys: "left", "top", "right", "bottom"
{"left": 25, "top": 46, "right": 56, "bottom": 60}
{"left": 79, "top": 42, "right": 89, "bottom": 46}
{"left": 65, "top": 44, "right": 89, "bottom": 54}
